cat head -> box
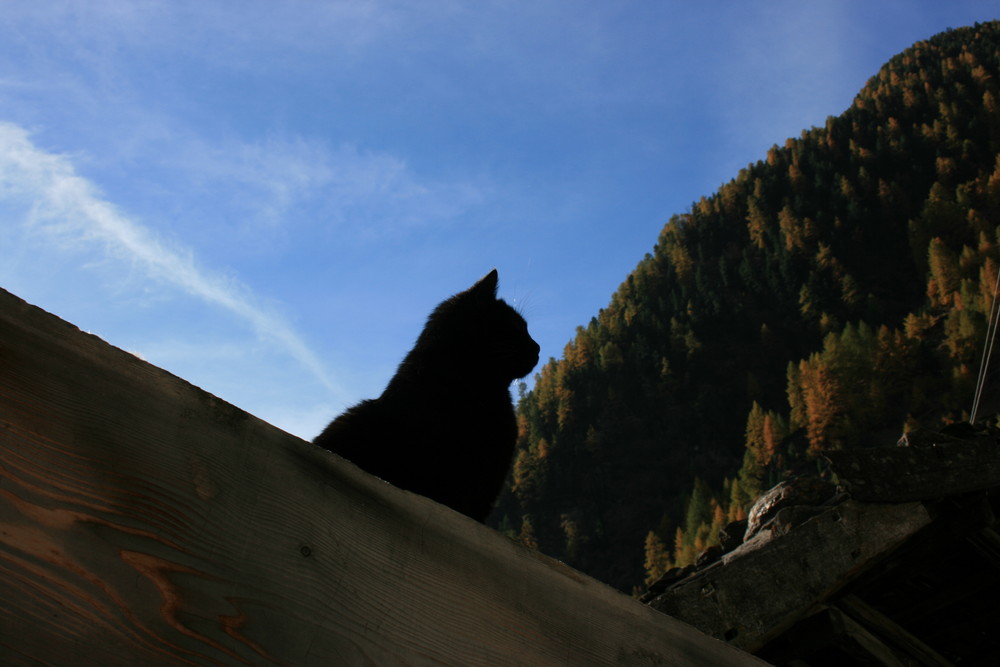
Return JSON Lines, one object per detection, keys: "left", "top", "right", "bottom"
{"left": 415, "top": 269, "right": 539, "bottom": 382}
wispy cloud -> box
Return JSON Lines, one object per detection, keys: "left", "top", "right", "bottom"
{"left": 0, "top": 121, "right": 342, "bottom": 398}
{"left": 153, "top": 131, "right": 488, "bottom": 243}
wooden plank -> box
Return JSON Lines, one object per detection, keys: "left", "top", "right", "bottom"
{"left": 828, "top": 607, "right": 909, "bottom": 667}
{"left": 758, "top": 606, "right": 907, "bottom": 666}
{"left": 0, "top": 287, "right": 765, "bottom": 666}
{"left": 647, "top": 500, "right": 931, "bottom": 652}
{"left": 968, "top": 527, "right": 1000, "bottom": 570}
{"left": 825, "top": 438, "right": 1000, "bottom": 502}
{"left": 836, "top": 595, "right": 955, "bottom": 667}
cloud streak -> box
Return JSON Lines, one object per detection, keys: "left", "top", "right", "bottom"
{"left": 0, "top": 121, "right": 342, "bottom": 398}
{"left": 171, "top": 134, "right": 484, "bottom": 237}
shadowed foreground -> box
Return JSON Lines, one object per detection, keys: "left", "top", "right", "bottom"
{"left": 0, "top": 287, "right": 764, "bottom": 666}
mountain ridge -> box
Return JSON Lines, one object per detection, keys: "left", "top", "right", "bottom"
{"left": 489, "top": 20, "right": 1000, "bottom": 592}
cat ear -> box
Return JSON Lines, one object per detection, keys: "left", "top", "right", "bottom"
{"left": 471, "top": 269, "right": 499, "bottom": 298}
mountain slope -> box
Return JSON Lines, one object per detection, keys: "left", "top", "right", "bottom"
{"left": 490, "top": 21, "right": 1000, "bottom": 592}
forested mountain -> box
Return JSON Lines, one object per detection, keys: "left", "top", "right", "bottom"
{"left": 489, "top": 21, "right": 1000, "bottom": 593}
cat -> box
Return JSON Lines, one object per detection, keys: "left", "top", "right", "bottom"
{"left": 314, "top": 269, "right": 540, "bottom": 522}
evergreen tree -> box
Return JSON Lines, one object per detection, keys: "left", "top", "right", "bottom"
{"left": 490, "top": 21, "right": 1000, "bottom": 592}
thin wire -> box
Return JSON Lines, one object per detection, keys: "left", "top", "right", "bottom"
{"left": 971, "top": 301, "right": 997, "bottom": 423}
{"left": 971, "top": 320, "right": 995, "bottom": 423}
{"left": 971, "top": 262, "right": 1000, "bottom": 424}
{"left": 972, "top": 266, "right": 1000, "bottom": 422}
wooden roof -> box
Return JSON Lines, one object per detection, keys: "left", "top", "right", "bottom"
{"left": 643, "top": 430, "right": 1000, "bottom": 665}
{"left": 0, "top": 287, "right": 764, "bottom": 666}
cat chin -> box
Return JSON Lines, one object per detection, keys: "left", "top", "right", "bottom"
{"left": 503, "top": 355, "right": 539, "bottom": 381}
{"left": 508, "top": 365, "right": 538, "bottom": 382}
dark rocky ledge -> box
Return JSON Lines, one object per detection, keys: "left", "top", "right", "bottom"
{"left": 642, "top": 428, "right": 1000, "bottom": 665}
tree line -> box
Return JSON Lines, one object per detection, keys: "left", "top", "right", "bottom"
{"left": 490, "top": 22, "right": 1000, "bottom": 593}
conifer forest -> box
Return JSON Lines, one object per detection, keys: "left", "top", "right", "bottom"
{"left": 489, "top": 22, "right": 1000, "bottom": 593}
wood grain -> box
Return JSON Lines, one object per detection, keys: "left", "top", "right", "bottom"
{"left": 0, "top": 288, "right": 766, "bottom": 666}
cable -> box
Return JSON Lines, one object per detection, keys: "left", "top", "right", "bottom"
{"left": 970, "top": 260, "right": 1000, "bottom": 424}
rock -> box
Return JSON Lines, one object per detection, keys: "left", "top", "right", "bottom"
{"left": 765, "top": 505, "right": 829, "bottom": 537}
{"left": 696, "top": 544, "right": 724, "bottom": 567}
{"left": 719, "top": 519, "right": 748, "bottom": 553}
{"left": 827, "top": 436, "right": 1000, "bottom": 502}
{"left": 940, "top": 421, "right": 989, "bottom": 438}
{"left": 639, "top": 565, "right": 696, "bottom": 603}
{"left": 896, "top": 428, "right": 960, "bottom": 448}
{"left": 651, "top": 501, "right": 933, "bottom": 652}
{"left": 896, "top": 422, "right": 997, "bottom": 447}
{"left": 744, "top": 477, "right": 838, "bottom": 542}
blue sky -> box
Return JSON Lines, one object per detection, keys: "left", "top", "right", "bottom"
{"left": 1, "top": 1, "right": 996, "bottom": 439}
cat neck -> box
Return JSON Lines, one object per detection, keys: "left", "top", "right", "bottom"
{"left": 383, "top": 356, "right": 511, "bottom": 399}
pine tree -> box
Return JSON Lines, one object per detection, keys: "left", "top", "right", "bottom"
{"left": 643, "top": 531, "right": 671, "bottom": 585}
{"left": 490, "top": 22, "right": 1000, "bottom": 592}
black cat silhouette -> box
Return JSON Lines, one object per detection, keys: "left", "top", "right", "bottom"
{"left": 314, "top": 269, "right": 540, "bottom": 521}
